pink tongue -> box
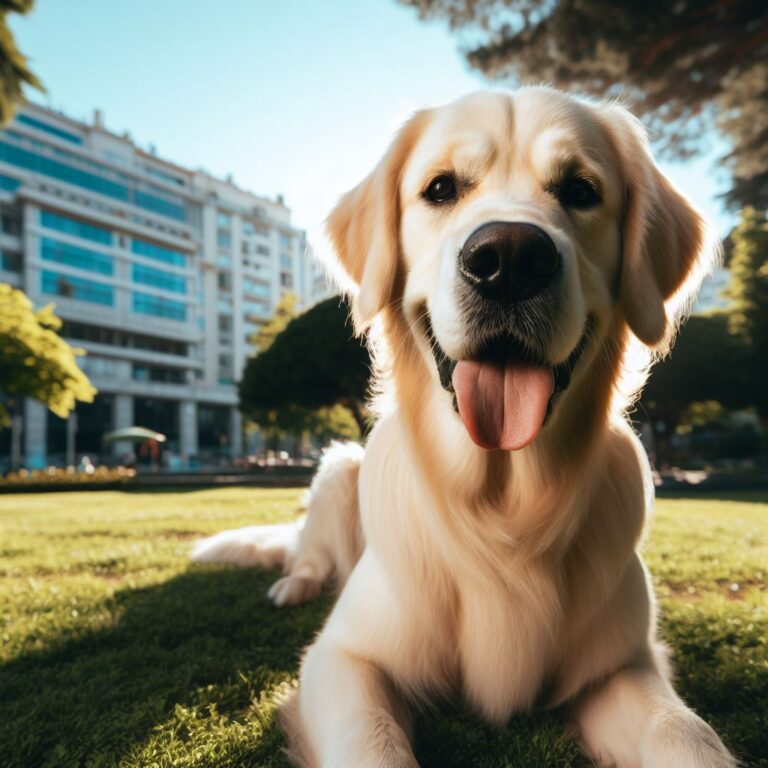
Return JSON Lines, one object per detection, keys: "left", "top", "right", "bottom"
{"left": 452, "top": 360, "right": 554, "bottom": 451}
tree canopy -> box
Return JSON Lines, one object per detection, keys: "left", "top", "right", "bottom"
{"left": 239, "top": 297, "right": 371, "bottom": 432}
{"left": 401, "top": 0, "right": 768, "bottom": 209}
{"left": 0, "top": 283, "right": 96, "bottom": 426}
{"left": 725, "top": 207, "right": 768, "bottom": 414}
{"left": 0, "top": 0, "right": 42, "bottom": 123}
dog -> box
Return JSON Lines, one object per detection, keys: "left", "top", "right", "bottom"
{"left": 193, "top": 87, "right": 736, "bottom": 767}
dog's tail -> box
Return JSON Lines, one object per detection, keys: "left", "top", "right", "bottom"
{"left": 191, "top": 441, "right": 364, "bottom": 581}
{"left": 191, "top": 518, "right": 304, "bottom": 570}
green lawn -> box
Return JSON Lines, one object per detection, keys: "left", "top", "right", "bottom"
{"left": 0, "top": 488, "right": 766, "bottom": 768}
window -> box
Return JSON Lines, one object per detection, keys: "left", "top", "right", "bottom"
{"left": 0, "top": 139, "right": 188, "bottom": 222}
{"left": 217, "top": 252, "right": 231, "bottom": 268}
{"left": 217, "top": 211, "right": 232, "bottom": 228}
{"left": 217, "top": 229, "right": 231, "bottom": 248}
{"left": 132, "top": 263, "right": 186, "bottom": 294}
{"left": 0, "top": 251, "right": 21, "bottom": 272}
{"left": 280, "top": 271, "right": 293, "bottom": 288}
{"left": 61, "top": 321, "right": 188, "bottom": 356}
{"left": 40, "top": 209, "right": 112, "bottom": 244}
{"left": 280, "top": 253, "right": 292, "bottom": 270}
{"left": 217, "top": 271, "right": 232, "bottom": 291}
{"left": 134, "top": 190, "right": 186, "bottom": 221}
{"left": 144, "top": 165, "right": 185, "bottom": 187}
{"left": 132, "top": 363, "right": 186, "bottom": 384}
{"left": 41, "top": 237, "right": 113, "bottom": 275}
{"left": 132, "top": 291, "right": 187, "bottom": 321}
{"left": 256, "top": 244, "right": 270, "bottom": 256}
{"left": 41, "top": 270, "right": 114, "bottom": 305}
{"left": 16, "top": 113, "right": 82, "bottom": 144}
{"left": 0, "top": 174, "right": 20, "bottom": 192}
{"left": 1, "top": 207, "right": 20, "bottom": 235}
{"left": 131, "top": 238, "right": 186, "bottom": 267}
{"left": 243, "top": 221, "right": 254, "bottom": 236}
{"left": 279, "top": 232, "right": 292, "bottom": 249}
{"left": 218, "top": 315, "right": 232, "bottom": 332}
{"left": 79, "top": 356, "right": 119, "bottom": 378}
{"left": 244, "top": 280, "right": 270, "bottom": 298}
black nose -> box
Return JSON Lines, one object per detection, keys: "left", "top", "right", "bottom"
{"left": 458, "top": 221, "right": 561, "bottom": 303}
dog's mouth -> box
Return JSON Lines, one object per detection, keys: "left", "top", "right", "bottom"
{"left": 425, "top": 316, "right": 593, "bottom": 451}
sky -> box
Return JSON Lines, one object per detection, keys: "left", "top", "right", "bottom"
{"left": 9, "top": 0, "right": 735, "bottom": 239}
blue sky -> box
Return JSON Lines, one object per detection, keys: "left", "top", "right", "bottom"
{"left": 10, "top": 0, "right": 734, "bottom": 236}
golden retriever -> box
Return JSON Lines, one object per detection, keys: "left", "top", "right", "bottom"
{"left": 193, "top": 87, "right": 735, "bottom": 767}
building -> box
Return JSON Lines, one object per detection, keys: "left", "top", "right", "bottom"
{"left": 0, "top": 102, "right": 326, "bottom": 469}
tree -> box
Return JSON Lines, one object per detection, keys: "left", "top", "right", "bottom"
{"left": 248, "top": 291, "right": 297, "bottom": 352}
{"left": 239, "top": 297, "right": 372, "bottom": 434}
{"left": 0, "top": 0, "right": 42, "bottom": 123}
{"left": 400, "top": 0, "right": 768, "bottom": 209}
{"left": 0, "top": 283, "right": 96, "bottom": 426}
{"left": 640, "top": 311, "right": 752, "bottom": 465}
{"left": 725, "top": 207, "right": 768, "bottom": 415}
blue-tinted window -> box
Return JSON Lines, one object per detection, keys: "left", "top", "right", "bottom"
{"left": 132, "top": 291, "right": 187, "bottom": 321}
{"left": 279, "top": 253, "right": 292, "bottom": 270}
{"left": 40, "top": 210, "right": 112, "bottom": 245}
{"left": 41, "top": 237, "right": 113, "bottom": 276}
{"left": 244, "top": 280, "right": 270, "bottom": 298}
{"left": 0, "top": 174, "right": 20, "bottom": 192}
{"left": 41, "top": 269, "right": 113, "bottom": 305}
{"left": 134, "top": 190, "right": 186, "bottom": 221}
{"left": 132, "top": 263, "right": 186, "bottom": 294}
{"left": 16, "top": 114, "right": 83, "bottom": 144}
{"left": 131, "top": 238, "right": 186, "bottom": 267}
{"left": 0, "top": 139, "right": 189, "bottom": 223}
{"left": 1, "top": 251, "right": 21, "bottom": 272}
{"left": 0, "top": 139, "right": 129, "bottom": 200}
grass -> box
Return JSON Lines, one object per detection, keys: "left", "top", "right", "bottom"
{"left": 0, "top": 488, "right": 766, "bottom": 768}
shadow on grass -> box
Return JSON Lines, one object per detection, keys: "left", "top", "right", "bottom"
{"left": 1, "top": 566, "right": 764, "bottom": 767}
{"left": 0, "top": 568, "right": 330, "bottom": 768}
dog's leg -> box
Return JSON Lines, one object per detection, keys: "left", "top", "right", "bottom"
{"left": 192, "top": 441, "right": 364, "bottom": 606}
{"left": 575, "top": 649, "right": 735, "bottom": 768}
{"left": 290, "top": 638, "right": 418, "bottom": 768}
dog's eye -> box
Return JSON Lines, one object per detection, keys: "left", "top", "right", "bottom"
{"left": 557, "top": 177, "right": 601, "bottom": 210}
{"left": 424, "top": 175, "right": 457, "bottom": 204}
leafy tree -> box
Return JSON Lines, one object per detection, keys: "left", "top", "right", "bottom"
{"left": 725, "top": 206, "right": 768, "bottom": 415}
{"left": 248, "top": 291, "right": 297, "bottom": 352}
{"left": 400, "top": 0, "right": 768, "bottom": 208}
{"left": 0, "top": 0, "right": 42, "bottom": 123}
{"left": 0, "top": 283, "right": 96, "bottom": 426}
{"left": 640, "top": 312, "right": 752, "bottom": 465}
{"left": 239, "top": 297, "right": 371, "bottom": 434}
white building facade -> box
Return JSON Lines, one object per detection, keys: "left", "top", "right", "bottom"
{"left": 0, "top": 102, "right": 324, "bottom": 469}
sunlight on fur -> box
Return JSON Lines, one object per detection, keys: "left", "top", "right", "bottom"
{"left": 193, "top": 87, "right": 735, "bottom": 768}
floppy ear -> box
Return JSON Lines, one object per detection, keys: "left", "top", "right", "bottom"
{"left": 599, "top": 104, "right": 714, "bottom": 349}
{"left": 325, "top": 111, "right": 429, "bottom": 331}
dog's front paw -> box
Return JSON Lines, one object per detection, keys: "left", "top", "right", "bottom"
{"left": 267, "top": 574, "right": 323, "bottom": 606}
{"left": 641, "top": 709, "right": 736, "bottom": 768}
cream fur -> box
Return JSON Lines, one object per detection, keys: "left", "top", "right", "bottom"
{"left": 193, "top": 88, "right": 735, "bottom": 768}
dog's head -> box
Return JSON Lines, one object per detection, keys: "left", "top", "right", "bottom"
{"left": 327, "top": 89, "right": 712, "bottom": 453}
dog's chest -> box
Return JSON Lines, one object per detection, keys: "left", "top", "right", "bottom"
{"left": 455, "top": 563, "right": 560, "bottom": 723}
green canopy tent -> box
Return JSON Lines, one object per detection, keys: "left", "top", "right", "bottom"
{"left": 103, "top": 427, "right": 167, "bottom": 444}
